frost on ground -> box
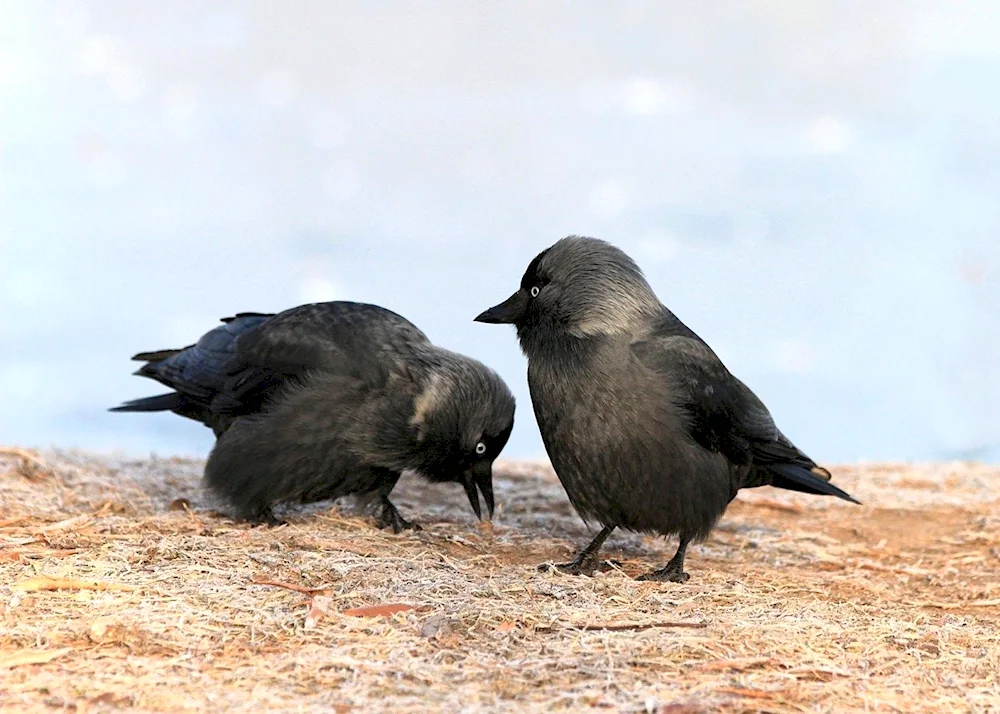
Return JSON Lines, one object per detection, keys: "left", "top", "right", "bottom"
{"left": 1, "top": 447, "right": 999, "bottom": 713}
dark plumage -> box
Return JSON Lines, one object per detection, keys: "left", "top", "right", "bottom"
{"left": 110, "top": 312, "right": 274, "bottom": 435}
{"left": 112, "top": 301, "right": 515, "bottom": 530}
{"left": 475, "top": 236, "right": 857, "bottom": 581}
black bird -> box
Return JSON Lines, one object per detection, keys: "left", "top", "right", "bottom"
{"left": 112, "top": 301, "right": 515, "bottom": 531}
{"left": 475, "top": 236, "right": 857, "bottom": 582}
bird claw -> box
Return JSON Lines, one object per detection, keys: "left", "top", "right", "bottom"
{"left": 249, "top": 507, "right": 286, "bottom": 528}
{"left": 636, "top": 565, "right": 689, "bottom": 583}
{"left": 539, "top": 556, "right": 621, "bottom": 577}
{"left": 374, "top": 500, "right": 422, "bottom": 534}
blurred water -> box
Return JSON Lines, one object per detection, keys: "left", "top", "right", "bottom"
{"left": 1, "top": 1, "right": 998, "bottom": 463}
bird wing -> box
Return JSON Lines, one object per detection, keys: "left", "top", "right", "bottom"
{"left": 123, "top": 302, "right": 430, "bottom": 426}
{"left": 631, "top": 322, "right": 857, "bottom": 502}
{"left": 630, "top": 322, "right": 789, "bottom": 467}
{"left": 221, "top": 302, "right": 430, "bottom": 410}
{"left": 134, "top": 313, "right": 273, "bottom": 405}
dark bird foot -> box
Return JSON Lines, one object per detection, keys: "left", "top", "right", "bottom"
{"left": 248, "top": 507, "right": 286, "bottom": 528}
{"left": 374, "top": 497, "right": 422, "bottom": 534}
{"left": 538, "top": 556, "right": 621, "bottom": 577}
{"left": 636, "top": 564, "right": 689, "bottom": 583}
{"left": 538, "top": 525, "right": 619, "bottom": 577}
{"left": 636, "top": 537, "right": 691, "bottom": 583}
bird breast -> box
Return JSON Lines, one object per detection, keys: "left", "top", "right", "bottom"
{"left": 526, "top": 339, "right": 732, "bottom": 537}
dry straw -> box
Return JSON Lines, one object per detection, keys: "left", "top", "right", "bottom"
{"left": 1, "top": 448, "right": 999, "bottom": 713}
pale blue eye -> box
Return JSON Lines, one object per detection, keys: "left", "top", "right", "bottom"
{"left": 530, "top": 286, "right": 540, "bottom": 297}
{"left": 475, "top": 442, "right": 487, "bottom": 455}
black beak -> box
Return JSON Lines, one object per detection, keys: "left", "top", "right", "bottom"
{"left": 474, "top": 289, "right": 528, "bottom": 325}
{"left": 461, "top": 461, "right": 496, "bottom": 520}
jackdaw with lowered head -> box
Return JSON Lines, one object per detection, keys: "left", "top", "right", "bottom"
{"left": 112, "top": 301, "right": 515, "bottom": 531}
{"left": 475, "top": 236, "right": 857, "bottom": 582}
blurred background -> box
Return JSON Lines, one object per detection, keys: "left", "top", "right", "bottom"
{"left": 1, "top": 1, "right": 997, "bottom": 463}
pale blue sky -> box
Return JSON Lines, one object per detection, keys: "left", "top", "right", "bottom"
{"left": 1, "top": 1, "right": 998, "bottom": 462}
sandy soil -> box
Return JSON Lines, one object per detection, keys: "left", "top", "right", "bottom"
{"left": 1, "top": 447, "right": 998, "bottom": 713}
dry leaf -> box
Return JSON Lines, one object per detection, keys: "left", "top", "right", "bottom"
{"left": 342, "top": 603, "right": 416, "bottom": 618}
{"left": 0, "top": 647, "right": 73, "bottom": 668}
{"left": 168, "top": 498, "right": 191, "bottom": 512}
{"left": 495, "top": 621, "right": 517, "bottom": 633}
{"left": 305, "top": 595, "right": 332, "bottom": 630}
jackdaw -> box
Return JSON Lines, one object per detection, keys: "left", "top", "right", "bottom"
{"left": 112, "top": 301, "right": 515, "bottom": 531}
{"left": 475, "top": 236, "right": 857, "bottom": 582}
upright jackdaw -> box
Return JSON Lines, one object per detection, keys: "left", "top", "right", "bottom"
{"left": 112, "top": 301, "right": 515, "bottom": 531}
{"left": 475, "top": 236, "right": 857, "bottom": 582}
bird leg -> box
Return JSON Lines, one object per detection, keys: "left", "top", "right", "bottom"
{"left": 637, "top": 537, "right": 690, "bottom": 583}
{"left": 540, "top": 525, "right": 617, "bottom": 576}
{"left": 374, "top": 496, "right": 422, "bottom": 533}
{"left": 369, "top": 470, "right": 421, "bottom": 533}
{"left": 248, "top": 506, "right": 286, "bottom": 528}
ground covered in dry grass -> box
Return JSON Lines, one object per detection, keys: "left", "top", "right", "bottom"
{"left": 1, "top": 447, "right": 999, "bottom": 713}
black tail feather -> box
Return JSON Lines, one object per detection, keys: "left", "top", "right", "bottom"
{"left": 109, "top": 392, "right": 186, "bottom": 413}
{"left": 768, "top": 463, "right": 860, "bottom": 504}
{"left": 132, "top": 348, "right": 187, "bottom": 362}
{"left": 133, "top": 362, "right": 164, "bottom": 379}
{"left": 221, "top": 311, "right": 273, "bottom": 323}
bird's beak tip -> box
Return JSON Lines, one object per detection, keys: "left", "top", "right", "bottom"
{"left": 462, "top": 478, "right": 483, "bottom": 520}
{"left": 474, "top": 290, "right": 525, "bottom": 325}
{"left": 473, "top": 309, "right": 497, "bottom": 324}
{"left": 463, "top": 467, "right": 495, "bottom": 521}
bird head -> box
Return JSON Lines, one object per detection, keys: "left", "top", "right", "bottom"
{"left": 406, "top": 355, "right": 515, "bottom": 521}
{"left": 474, "top": 236, "right": 661, "bottom": 343}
